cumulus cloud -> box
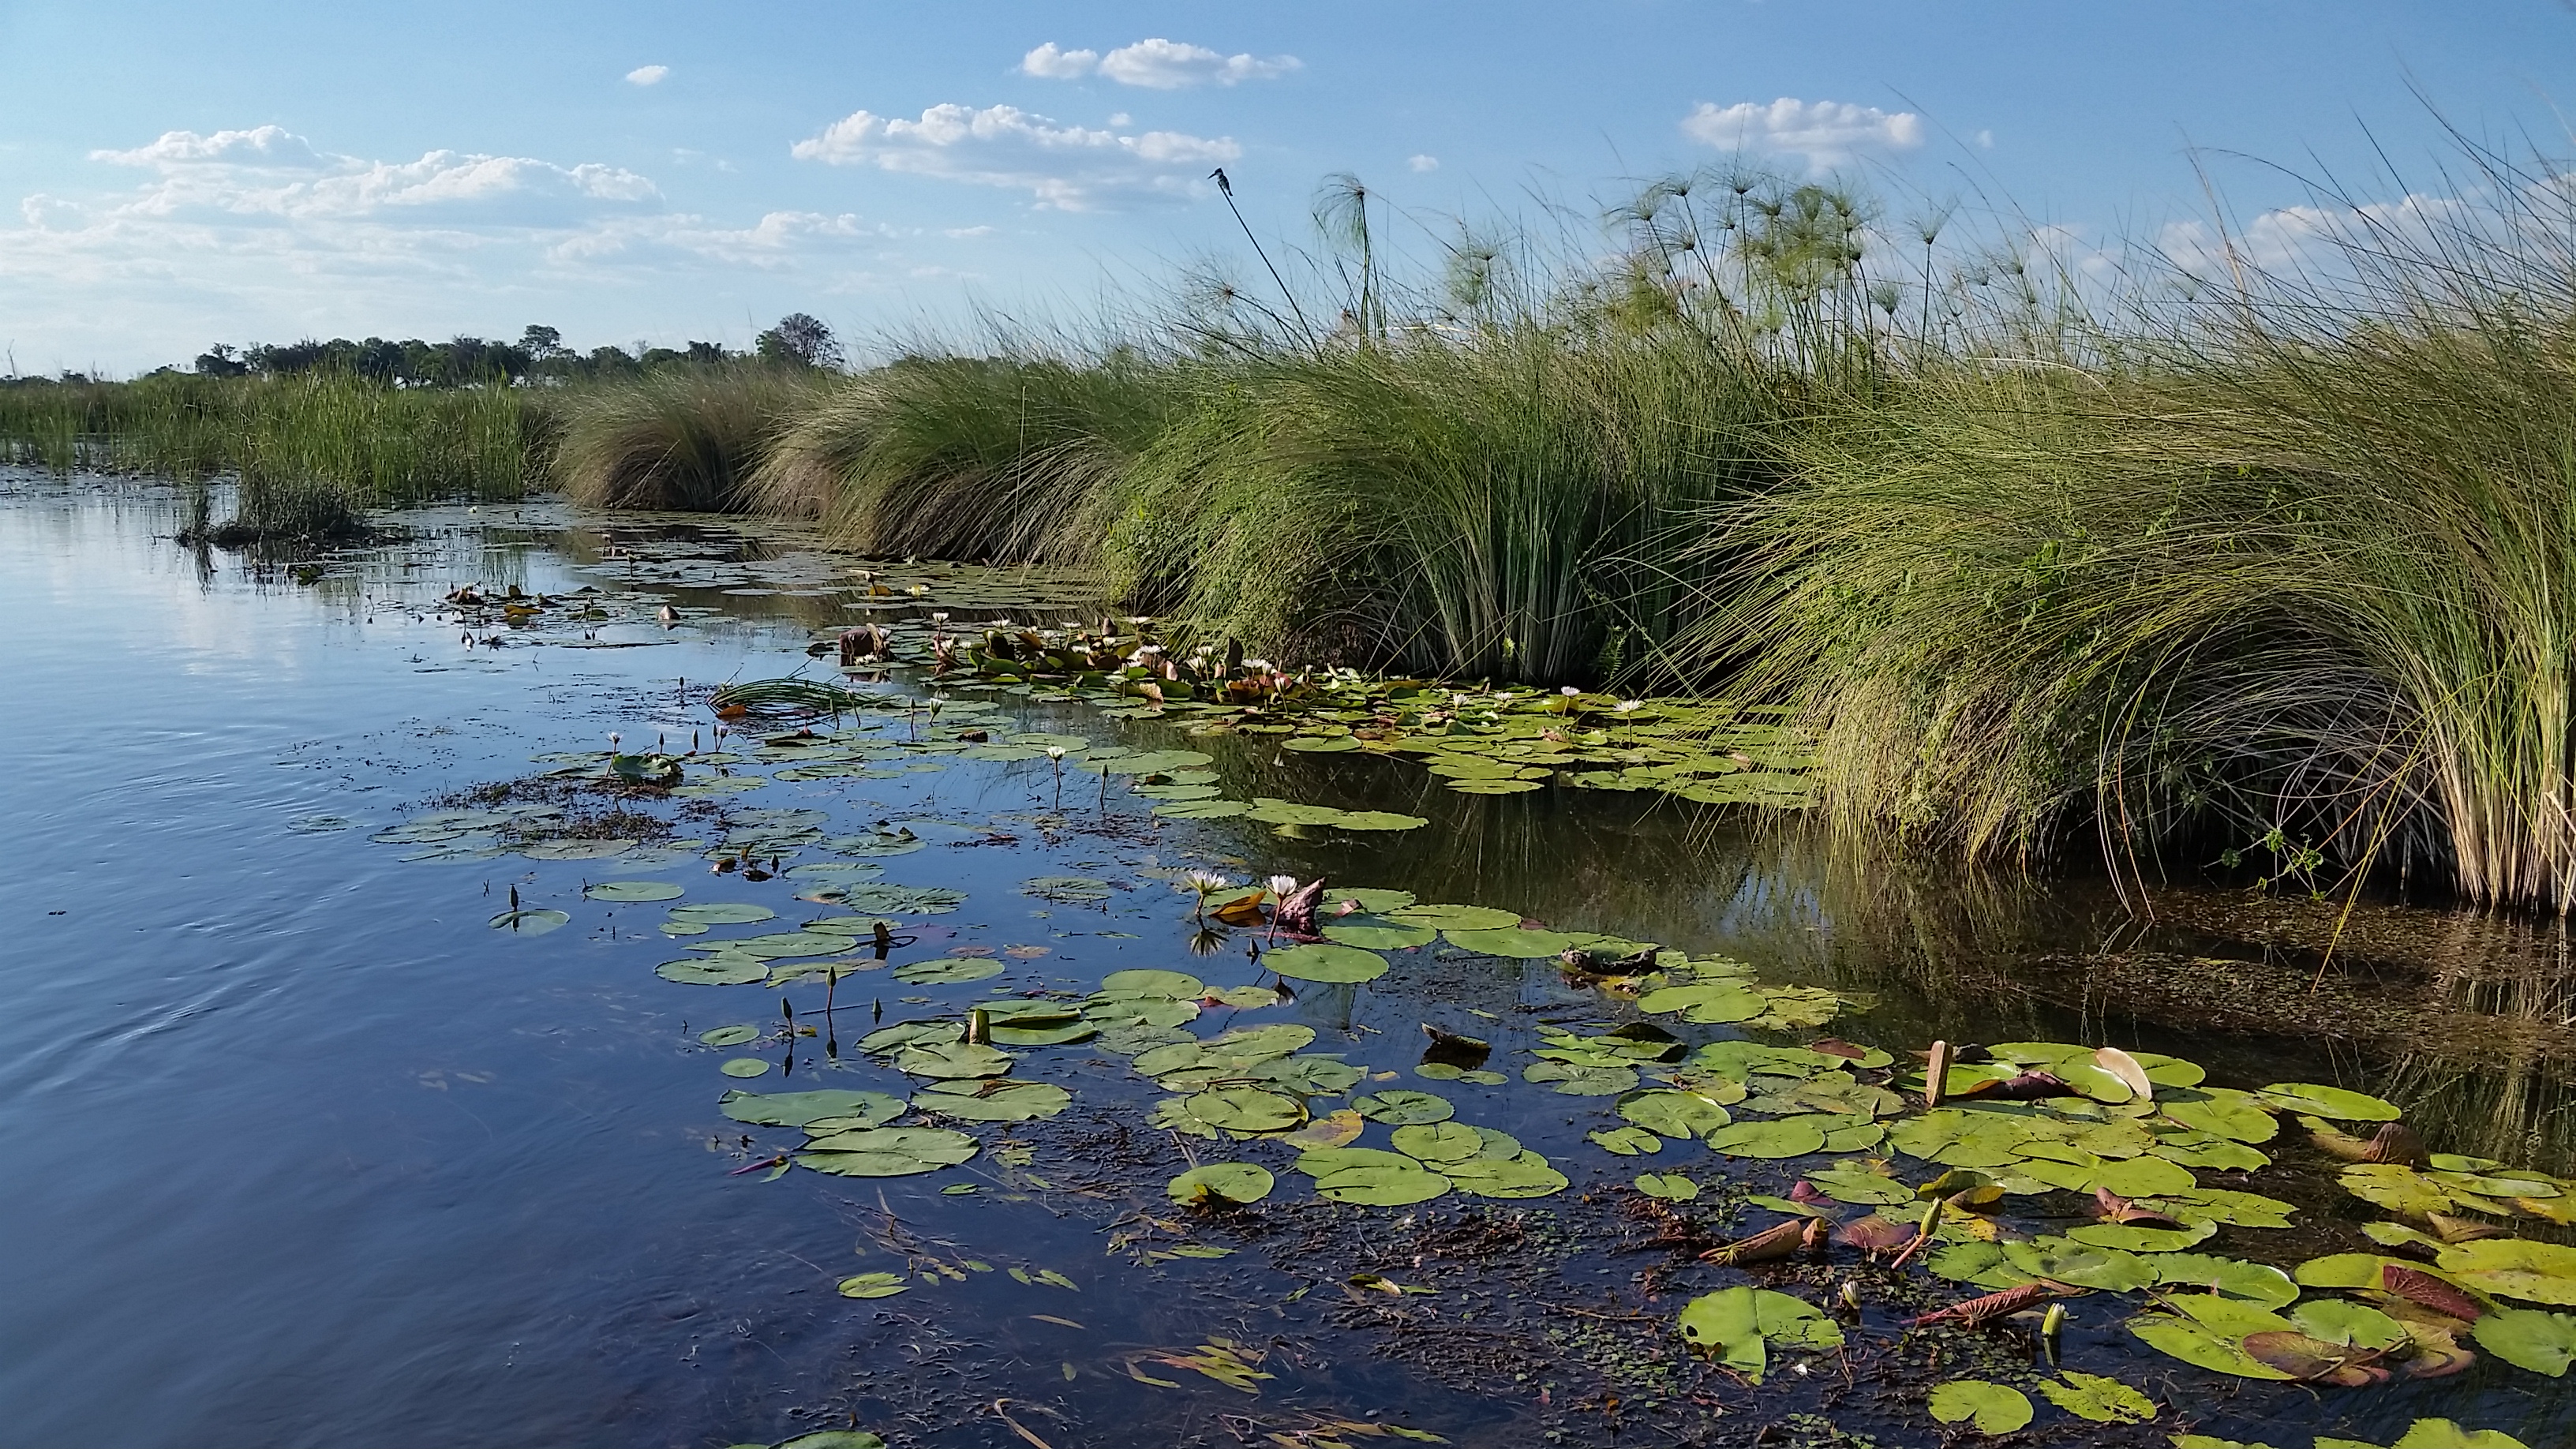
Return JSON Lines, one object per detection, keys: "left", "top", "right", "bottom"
{"left": 94, "top": 125, "right": 328, "bottom": 170}
{"left": 1680, "top": 98, "right": 1925, "bottom": 172}
{"left": 1408, "top": 154, "right": 1440, "bottom": 173}
{"left": 792, "top": 103, "right": 1237, "bottom": 208}
{"left": 1020, "top": 38, "right": 1299, "bottom": 88}
{"left": 626, "top": 64, "right": 670, "bottom": 86}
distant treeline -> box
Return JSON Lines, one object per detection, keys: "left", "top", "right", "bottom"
{"left": 13, "top": 313, "right": 842, "bottom": 389}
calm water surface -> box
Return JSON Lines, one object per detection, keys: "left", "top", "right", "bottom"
{"left": 2, "top": 475, "right": 2568, "bottom": 1449}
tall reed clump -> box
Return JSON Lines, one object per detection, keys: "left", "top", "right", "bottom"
{"left": 223, "top": 375, "right": 528, "bottom": 537}
{"left": 552, "top": 365, "right": 826, "bottom": 511}
{"left": 1706, "top": 142, "right": 2576, "bottom": 911}
{"left": 1106, "top": 325, "right": 1790, "bottom": 683}
{"left": 750, "top": 352, "right": 1185, "bottom": 560}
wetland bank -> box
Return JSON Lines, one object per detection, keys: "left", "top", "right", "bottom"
{"left": 3, "top": 476, "right": 2572, "bottom": 1449}
{"left": 12, "top": 146, "right": 2576, "bottom": 1449}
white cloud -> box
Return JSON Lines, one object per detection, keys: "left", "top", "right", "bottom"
{"left": 626, "top": 65, "right": 670, "bottom": 86}
{"left": 1408, "top": 154, "right": 1440, "bottom": 173}
{"left": 1020, "top": 43, "right": 1098, "bottom": 80}
{"left": 1021, "top": 38, "right": 1299, "bottom": 89}
{"left": 94, "top": 125, "right": 327, "bottom": 170}
{"left": 1680, "top": 98, "right": 1926, "bottom": 172}
{"left": 792, "top": 103, "right": 1237, "bottom": 209}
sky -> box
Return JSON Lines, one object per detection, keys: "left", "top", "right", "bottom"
{"left": 2, "top": 0, "right": 2572, "bottom": 375}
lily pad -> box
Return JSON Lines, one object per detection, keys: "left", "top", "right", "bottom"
{"left": 1353, "top": 1089, "right": 1455, "bottom": 1124}
{"left": 699, "top": 1024, "right": 762, "bottom": 1046}
{"left": 719, "top": 1058, "right": 771, "bottom": 1078}
{"left": 2153, "top": 1255, "right": 2301, "bottom": 1309}
{"left": 1321, "top": 920, "right": 1440, "bottom": 950}
{"left": 892, "top": 957, "right": 1005, "bottom": 985}
{"left": 913, "top": 1080, "right": 1070, "bottom": 1122}
{"left": 1705, "top": 1118, "right": 1829, "bottom": 1159}
{"left": 1391, "top": 1122, "right": 1485, "bottom": 1163}
{"left": 1928, "top": 1380, "right": 2035, "bottom": 1434}
{"left": 1443, "top": 927, "right": 1583, "bottom": 958}
{"left": 586, "top": 879, "right": 684, "bottom": 902}
{"left": 1619, "top": 1088, "right": 1736, "bottom": 1140}
{"left": 798, "top": 1125, "right": 979, "bottom": 1178}
{"left": 1167, "top": 1163, "right": 1275, "bottom": 1207}
{"left": 1384, "top": 904, "right": 1522, "bottom": 931}
{"left": 2473, "top": 1306, "right": 2576, "bottom": 1376}
{"left": 2437, "top": 1238, "right": 2576, "bottom": 1305}
{"left": 2035, "top": 1370, "right": 2155, "bottom": 1425}
{"left": 2004, "top": 1238, "right": 2158, "bottom": 1291}
{"left": 2256, "top": 1081, "right": 2402, "bottom": 1121}
{"left": 894, "top": 1041, "right": 1016, "bottom": 1080}
{"left": 1444, "top": 1156, "right": 1569, "bottom": 1199}
{"left": 836, "top": 1272, "right": 911, "bottom": 1300}
{"left": 489, "top": 908, "right": 571, "bottom": 935}
{"left": 1183, "top": 1088, "right": 1306, "bottom": 1134}
{"left": 1635, "top": 981, "right": 1768, "bottom": 1023}
{"left": 660, "top": 954, "right": 769, "bottom": 985}
{"left": 1675, "top": 1286, "right": 1844, "bottom": 1383}
{"left": 1100, "top": 968, "right": 1204, "bottom": 997}
{"left": 1264, "top": 943, "right": 1389, "bottom": 984}
{"left": 1636, "top": 1172, "right": 1702, "bottom": 1201}
{"left": 1522, "top": 1061, "right": 1640, "bottom": 1095}
{"left": 2069, "top": 1220, "right": 2219, "bottom": 1252}
{"left": 667, "top": 902, "right": 776, "bottom": 927}
{"left": 720, "top": 1088, "right": 904, "bottom": 1128}
{"left": 1314, "top": 1162, "right": 1451, "bottom": 1206}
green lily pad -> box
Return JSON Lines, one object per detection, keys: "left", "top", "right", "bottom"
{"left": 2035, "top": 1371, "right": 2154, "bottom": 1425}
{"left": 586, "top": 879, "right": 684, "bottom": 902}
{"left": 489, "top": 908, "right": 571, "bottom": 934}
{"left": 1100, "top": 968, "right": 1204, "bottom": 997}
{"left": 1183, "top": 1088, "right": 1306, "bottom": 1133}
{"left": 1706, "top": 1118, "right": 1829, "bottom": 1159}
{"left": 913, "top": 1080, "right": 1071, "bottom": 1122}
{"left": 1167, "top": 1163, "right": 1275, "bottom": 1207}
{"left": 2095, "top": 1155, "right": 2198, "bottom": 1198}
{"left": 1928, "top": 1380, "right": 2035, "bottom": 1434}
{"left": 2387, "top": 1423, "right": 2533, "bottom": 1449}
{"left": 1353, "top": 1089, "right": 1455, "bottom": 1124}
{"left": 720, "top": 1088, "right": 904, "bottom": 1128}
{"left": 1634, "top": 981, "right": 1767, "bottom": 1023}
{"left": 1385, "top": 904, "right": 1522, "bottom": 930}
{"left": 1803, "top": 1162, "right": 1915, "bottom": 1207}
{"left": 2152, "top": 1254, "right": 2301, "bottom": 1308}
{"left": 1521, "top": 1061, "right": 1641, "bottom": 1095}
{"left": 1264, "top": 943, "right": 1389, "bottom": 984}
{"left": 522, "top": 838, "right": 635, "bottom": 860}
{"left": 1443, "top": 927, "right": 1582, "bottom": 958}
{"left": 892, "top": 957, "right": 1005, "bottom": 985}
{"left": 2437, "top": 1238, "right": 2576, "bottom": 1305}
{"left": 2004, "top": 1238, "right": 2158, "bottom": 1291}
{"left": 836, "top": 1271, "right": 911, "bottom": 1300}
{"left": 1619, "top": 1088, "right": 1736, "bottom": 1140}
{"left": 1156, "top": 799, "right": 1251, "bottom": 819}
{"left": 1445, "top": 777, "right": 1544, "bottom": 794}
{"left": 2068, "top": 1220, "right": 2218, "bottom": 1252}
{"left": 1332, "top": 888, "right": 1418, "bottom": 912}
{"left": 699, "top": 1024, "right": 762, "bottom": 1046}
{"left": 654, "top": 949, "right": 762, "bottom": 979}
{"left": 2342, "top": 1163, "right": 2462, "bottom": 1217}
{"left": 668, "top": 902, "right": 776, "bottom": 926}
{"left": 1636, "top": 1172, "right": 1702, "bottom": 1201}
{"left": 1589, "top": 1126, "right": 1661, "bottom": 1155}
{"left": 2473, "top": 1306, "right": 2576, "bottom": 1376}
{"left": 2295, "top": 1252, "right": 2427, "bottom": 1290}
{"left": 703, "top": 930, "right": 859, "bottom": 960}
{"left": 1675, "top": 1286, "right": 1844, "bottom": 1383}
{"left": 2130, "top": 1309, "right": 2298, "bottom": 1381}
{"left": 798, "top": 1125, "right": 979, "bottom": 1178}
{"left": 719, "top": 1058, "right": 771, "bottom": 1078}
{"left": 1444, "top": 1156, "right": 1568, "bottom": 1199}
{"left": 1391, "top": 1122, "right": 1485, "bottom": 1163}
{"left": 1314, "top": 1162, "right": 1451, "bottom": 1206}
{"left": 1321, "top": 920, "right": 1440, "bottom": 950}
{"left": 2256, "top": 1081, "right": 2402, "bottom": 1121}
{"left": 894, "top": 1041, "right": 1016, "bottom": 1080}
{"left": 2290, "top": 1298, "right": 2407, "bottom": 1351}
{"left": 2161, "top": 1087, "right": 2280, "bottom": 1144}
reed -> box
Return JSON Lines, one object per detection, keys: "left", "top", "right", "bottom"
{"left": 552, "top": 364, "right": 824, "bottom": 511}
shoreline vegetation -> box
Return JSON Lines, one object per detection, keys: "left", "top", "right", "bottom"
{"left": 13, "top": 142, "right": 2576, "bottom": 913}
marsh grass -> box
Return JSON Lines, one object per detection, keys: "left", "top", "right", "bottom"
{"left": 551, "top": 364, "right": 822, "bottom": 512}
{"left": 1706, "top": 139, "right": 2576, "bottom": 909}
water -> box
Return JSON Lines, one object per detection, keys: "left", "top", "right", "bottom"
{"left": 2, "top": 474, "right": 2569, "bottom": 1449}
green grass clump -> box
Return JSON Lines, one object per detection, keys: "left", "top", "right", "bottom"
{"left": 552, "top": 365, "right": 824, "bottom": 511}
{"left": 750, "top": 352, "right": 1181, "bottom": 560}
{"left": 1707, "top": 147, "right": 2576, "bottom": 908}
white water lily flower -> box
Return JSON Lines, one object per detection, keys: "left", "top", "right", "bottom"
{"left": 1615, "top": 699, "right": 1642, "bottom": 715}
{"left": 1185, "top": 870, "right": 1232, "bottom": 896}
{"left": 1046, "top": 746, "right": 1067, "bottom": 761}
{"left": 930, "top": 612, "right": 949, "bottom": 625}
{"left": 1267, "top": 874, "right": 1299, "bottom": 900}
{"left": 1561, "top": 686, "right": 1582, "bottom": 698}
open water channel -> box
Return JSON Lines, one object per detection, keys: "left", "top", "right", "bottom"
{"left": 2, "top": 473, "right": 2570, "bottom": 1449}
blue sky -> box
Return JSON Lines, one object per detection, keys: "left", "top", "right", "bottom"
{"left": 2, "top": 0, "right": 2571, "bottom": 374}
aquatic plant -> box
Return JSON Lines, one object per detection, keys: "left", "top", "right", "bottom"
{"left": 552, "top": 363, "right": 826, "bottom": 511}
